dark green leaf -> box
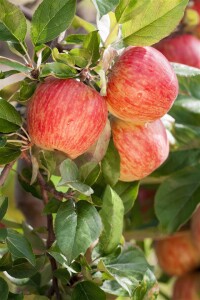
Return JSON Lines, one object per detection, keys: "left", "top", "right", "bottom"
{"left": 40, "top": 62, "right": 76, "bottom": 79}
{"left": 122, "top": 0, "right": 188, "bottom": 46}
{"left": 92, "top": 0, "right": 120, "bottom": 18}
{"left": 68, "top": 182, "right": 94, "bottom": 196}
{"left": 65, "top": 34, "right": 86, "bottom": 44}
{"left": 0, "top": 136, "right": 7, "bottom": 147}
{"left": 0, "top": 277, "right": 9, "bottom": 300}
{"left": 31, "top": 0, "right": 76, "bottom": 45}
{"left": 0, "top": 57, "right": 31, "bottom": 73}
{"left": 172, "top": 63, "right": 200, "bottom": 77}
{"left": 99, "top": 186, "right": 124, "bottom": 254}
{"left": 8, "top": 293, "right": 23, "bottom": 300}
{"left": 170, "top": 96, "right": 200, "bottom": 127}
{"left": 7, "top": 256, "right": 45, "bottom": 278}
{"left": 0, "top": 99, "right": 22, "bottom": 133}
{"left": 153, "top": 149, "right": 200, "bottom": 177}
{"left": 0, "top": 196, "right": 8, "bottom": 220}
{"left": 22, "top": 223, "right": 46, "bottom": 252}
{"left": 6, "top": 229, "right": 35, "bottom": 266}
{"left": 0, "top": 228, "right": 7, "bottom": 241}
{"left": 0, "top": 145, "right": 21, "bottom": 164}
{"left": 53, "top": 268, "right": 70, "bottom": 284}
{"left": 102, "top": 139, "right": 120, "bottom": 187}
{"left": 0, "top": 252, "right": 12, "bottom": 272}
{"left": 173, "top": 124, "right": 200, "bottom": 149}
{"left": 55, "top": 200, "right": 102, "bottom": 263}
{"left": 18, "top": 81, "right": 36, "bottom": 102}
{"left": 79, "top": 162, "right": 101, "bottom": 186}
{"left": 113, "top": 181, "right": 139, "bottom": 214}
{"left": 178, "top": 74, "right": 200, "bottom": 98}
{"left": 0, "top": 0, "right": 27, "bottom": 42}
{"left": 155, "top": 165, "right": 200, "bottom": 233}
{"left": 43, "top": 198, "right": 62, "bottom": 214}
{"left": 59, "top": 159, "right": 79, "bottom": 184}
{"left": 0, "top": 70, "right": 19, "bottom": 79}
{"left": 72, "top": 281, "right": 106, "bottom": 300}
{"left": 83, "top": 31, "right": 100, "bottom": 64}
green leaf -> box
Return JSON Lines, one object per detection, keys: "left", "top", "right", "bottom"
{"left": 100, "top": 246, "right": 151, "bottom": 296}
{"left": 178, "top": 74, "right": 200, "bottom": 98}
{"left": 83, "top": 31, "right": 100, "bottom": 64}
{"left": 173, "top": 124, "right": 200, "bottom": 149}
{"left": 0, "top": 145, "right": 21, "bottom": 164}
{"left": 0, "top": 228, "right": 8, "bottom": 241}
{"left": 0, "top": 136, "right": 7, "bottom": 147}
{"left": 31, "top": 0, "right": 76, "bottom": 45}
{"left": 172, "top": 63, "right": 200, "bottom": 77}
{"left": 43, "top": 198, "right": 62, "bottom": 214}
{"left": 113, "top": 181, "right": 139, "bottom": 214}
{"left": 18, "top": 81, "right": 37, "bottom": 102}
{"left": 34, "top": 44, "right": 52, "bottom": 64}
{"left": 65, "top": 34, "right": 87, "bottom": 44}
{"left": 153, "top": 149, "right": 200, "bottom": 177}
{"left": 99, "top": 186, "right": 124, "bottom": 254}
{"left": 115, "top": 0, "right": 145, "bottom": 23}
{"left": 155, "top": 165, "right": 200, "bottom": 233}
{"left": 122, "top": 0, "right": 188, "bottom": 46}
{"left": 59, "top": 159, "right": 93, "bottom": 196}
{"left": 59, "top": 159, "right": 79, "bottom": 184}
{"left": 53, "top": 268, "right": 70, "bottom": 284}
{"left": 6, "top": 229, "right": 35, "bottom": 266}
{"left": 0, "top": 70, "right": 19, "bottom": 79}
{"left": 72, "top": 16, "right": 96, "bottom": 33}
{"left": 0, "top": 0, "right": 27, "bottom": 43}
{"left": 79, "top": 162, "right": 101, "bottom": 186}
{"left": 7, "top": 41, "right": 26, "bottom": 57}
{"left": 102, "top": 139, "right": 120, "bottom": 187}
{"left": 0, "top": 252, "right": 12, "bottom": 272}
{"left": 69, "top": 48, "right": 91, "bottom": 68}
{"left": 72, "top": 281, "right": 106, "bottom": 300}
{"left": 40, "top": 62, "right": 76, "bottom": 79}
{"left": 0, "top": 277, "right": 9, "bottom": 300}
{"left": 92, "top": 0, "right": 120, "bottom": 18}
{"left": 8, "top": 293, "right": 23, "bottom": 300}
{"left": 0, "top": 81, "right": 21, "bottom": 101}
{"left": 0, "top": 99, "right": 22, "bottom": 133}
{"left": 0, "top": 57, "right": 31, "bottom": 73}
{"left": 7, "top": 256, "right": 45, "bottom": 279}
{"left": 0, "top": 196, "right": 8, "bottom": 220}
{"left": 170, "top": 96, "right": 200, "bottom": 127}
{"left": 55, "top": 200, "right": 102, "bottom": 263}
{"left": 52, "top": 48, "right": 75, "bottom": 66}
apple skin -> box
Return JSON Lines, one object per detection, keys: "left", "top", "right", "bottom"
{"left": 111, "top": 118, "right": 169, "bottom": 181}
{"left": 155, "top": 231, "right": 200, "bottom": 276}
{"left": 155, "top": 34, "right": 200, "bottom": 68}
{"left": 173, "top": 273, "right": 200, "bottom": 300}
{"left": 27, "top": 78, "right": 108, "bottom": 159}
{"left": 105, "top": 46, "right": 178, "bottom": 124}
{"left": 191, "top": 205, "right": 200, "bottom": 251}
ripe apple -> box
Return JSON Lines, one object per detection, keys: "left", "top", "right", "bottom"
{"left": 155, "top": 34, "right": 200, "bottom": 68}
{"left": 27, "top": 78, "right": 107, "bottom": 159}
{"left": 111, "top": 118, "right": 169, "bottom": 181}
{"left": 105, "top": 46, "right": 178, "bottom": 124}
{"left": 173, "top": 272, "right": 200, "bottom": 300}
{"left": 191, "top": 205, "right": 200, "bottom": 251}
{"left": 155, "top": 231, "right": 200, "bottom": 276}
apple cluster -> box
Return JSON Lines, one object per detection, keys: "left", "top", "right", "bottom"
{"left": 27, "top": 45, "right": 179, "bottom": 182}
{"left": 155, "top": 206, "right": 200, "bottom": 300}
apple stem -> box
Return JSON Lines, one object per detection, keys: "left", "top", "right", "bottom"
{"left": 6, "top": 132, "right": 28, "bottom": 141}
{"left": 21, "top": 126, "right": 31, "bottom": 142}
{"left": 7, "top": 139, "right": 28, "bottom": 145}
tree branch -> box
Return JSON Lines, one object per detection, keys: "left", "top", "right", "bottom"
{"left": 0, "top": 161, "right": 15, "bottom": 187}
{"left": 39, "top": 173, "right": 61, "bottom": 300}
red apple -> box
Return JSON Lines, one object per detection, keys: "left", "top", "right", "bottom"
{"left": 105, "top": 46, "right": 178, "bottom": 124}
{"left": 27, "top": 78, "right": 107, "bottom": 159}
{"left": 173, "top": 272, "right": 200, "bottom": 300}
{"left": 155, "top": 231, "right": 200, "bottom": 276}
{"left": 155, "top": 34, "right": 200, "bottom": 68}
{"left": 191, "top": 205, "right": 200, "bottom": 251}
{"left": 111, "top": 118, "right": 169, "bottom": 181}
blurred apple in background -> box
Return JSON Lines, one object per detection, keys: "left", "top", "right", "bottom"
{"left": 173, "top": 272, "right": 200, "bottom": 300}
